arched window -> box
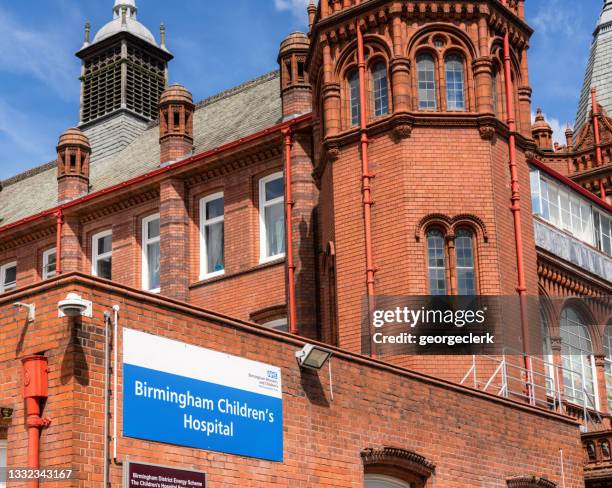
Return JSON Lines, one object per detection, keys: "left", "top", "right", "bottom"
{"left": 560, "top": 307, "right": 596, "bottom": 407}
{"left": 455, "top": 228, "right": 475, "bottom": 295}
{"left": 371, "top": 61, "right": 389, "bottom": 117}
{"left": 603, "top": 324, "right": 612, "bottom": 410}
{"left": 348, "top": 69, "right": 360, "bottom": 126}
{"left": 365, "top": 474, "right": 412, "bottom": 488}
{"left": 416, "top": 53, "right": 436, "bottom": 110}
{"left": 427, "top": 229, "right": 447, "bottom": 295}
{"left": 445, "top": 54, "right": 465, "bottom": 110}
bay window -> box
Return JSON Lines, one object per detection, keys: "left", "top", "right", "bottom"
{"left": 530, "top": 168, "right": 611, "bottom": 255}
{"left": 142, "top": 214, "right": 161, "bottom": 292}
{"left": 200, "top": 193, "right": 225, "bottom": 279}
{"left": 259, "top": 173, "right": 285, "bottom": 263}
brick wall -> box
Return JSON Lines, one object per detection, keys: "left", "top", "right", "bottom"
{"left": 0, "top": 274, "right": 585, "bottom": 487}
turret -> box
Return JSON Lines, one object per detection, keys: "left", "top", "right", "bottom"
{"left": 532, "top": 108, "right": 554, "bottom": 151}
{"left": 159, "top": 83, "right": 194, "bottom": 164}
{"left": 278, "top": 32, "right": 312, "bottom": 120}
{"left": 56, "top": 128, "right": 91, "bottom": 202}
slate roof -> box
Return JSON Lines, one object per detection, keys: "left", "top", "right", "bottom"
{"left": 0, "top": 70, "right": 282, "bottom": 227}
{"left": 575, "top": 0, "right": 612, "bottom": 131}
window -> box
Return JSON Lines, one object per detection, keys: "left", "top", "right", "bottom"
{"left": 372, "top": 61, "right": 389, "bottom": 117}
{"left": 417, "top": 53, "right": 436, "bottom": 110}
{"left": 42, "top": 248, "right": 57, "bottom": 280}
{"left": 348, "top": 69, "right": 361, "bottom": 126}
{"left": 492, "top": 71, "right": 498, "bottom": 116}
{"left": 594, "top": 210, "right": 612, "bottom": 255}
{"left": 455, "top": 228, "right": 476, "bottom": 295}
{"left": 445, "top": 54, "right": 465, "bottom": 110}
{"left": 142, "top": 214, "right": 161, "bottom": 292}
{"left": 0, "top": 439, "right": 6, "bottom": 488}
{"left": 365, "top": 475, "right": 412, "bottom": 488}
{"left": 200, "top": 193, "right": 225, "bottom": 279}
{"left": 427, "top": 229, "right": 447, "bottom": 295}
{"left": 259, "top": 173, "right": 285, "bottom": 263}
{"left": 560, "top": 307, "right": 597, "bottom": 407}
{"left": 604, "top": 325, "right": 612, "bottom": 410}
{"left": 92, "top": 230, "right": 112, "bottom": 280}
{"left": 0, "top": 262, "right": 16, "bottom": 293}
{"left": 530, "top": 168, "right": 611, "bottom": 255}
{"left": 263, "top": 318, "right": 288, "bottom": 332}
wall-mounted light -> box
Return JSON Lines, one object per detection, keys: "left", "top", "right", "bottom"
{"left": 13, "top": 302, "right": 35, "bottom": 322}
{"left": 295, "top": 344, "right": 332, "bottom": 370}
{"left": 58, "top": 293, "right": 92, "bottom": 318}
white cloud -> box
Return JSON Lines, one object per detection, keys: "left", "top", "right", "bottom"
{"left": 273, "top": 0, "right": 309, "bottom": 20}
{"left": 531, "top": 110, "right": 569, "bottom": 146}
{"left": 0, "top": 7, "right": 80, "bottom": 100}
{"left": 531, "top": 0, "right": 578, "bottom": 39}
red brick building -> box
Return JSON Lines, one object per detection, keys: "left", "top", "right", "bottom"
{"left": 0, "top": 0, "right": 611, "bottom": 486}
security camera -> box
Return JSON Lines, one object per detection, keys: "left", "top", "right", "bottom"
{"left": 58, "top": 293, "right": 92, "bottom": 318}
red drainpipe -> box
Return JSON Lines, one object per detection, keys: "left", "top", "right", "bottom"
{"left": 55, "top": 210, "right": 63, "bottom": 275}
{"left": 22, "top": 355, "right": 51, "bottom": 488}
{"left": 591, "top": 87, "right": 607, "bottom": 201}
{"left": 357, "top": 22, "right": 377, "bottom": 357}
{"left": 503, "top": 32, "right": 533, "bottom": 400}
{"left": 282, "top": 128, "right": 298, "bottom": 334}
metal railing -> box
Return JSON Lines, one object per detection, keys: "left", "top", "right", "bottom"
{"left": 461, "top": 348, "right": 603, "bottom": 432}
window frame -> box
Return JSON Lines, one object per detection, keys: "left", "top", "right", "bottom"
{"left": 364, "top": 474, "right": 412, "bottom": 488}
{"left": 0, "top": 262, "right": 17, "bottom": 294}
{"left": 142, "top": 213, "right": 161, "bottom": 293}
{"left": 444, "top": 53, "right": 466, "bottom": 111}
{"left": 42, "top": 248, "right": 57, "bottom": 280}
{"left": 347, "top": 68, "right": 361, "bottom": 127}
{"left": 259, "top": 172, "right": 286, "bottom": 264}
{"left": 454, "top": 227, "right": 477, "bottom": 295}
{"left": 370, "top": 60, "right": 389, "bottom": 118}
{"left": 416, "top": 52, "right": 437, "bottom": 110}
{"left": 262, "top": 318, "right": 289, "bottom": 332}
{"left": 91, "top": 229, "right": 113, "bottom": 280}
{"left": 560, "top": 307, "right": 599, "bottom": 409}
{"left": 0, "top": 438, "right": 6, "bottom": 488}
{"left": 199, "top": 192, "right": 225, "bottom": 280}
{"left": 426, "top": 228, "right": 448, "bottom": 295}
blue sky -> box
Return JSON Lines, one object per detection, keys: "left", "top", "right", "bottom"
{"left": 0, "top": 0, "right": 604, "bottom": 180}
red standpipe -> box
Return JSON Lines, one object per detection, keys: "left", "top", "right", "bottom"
{"left": 503, "top": 32, "right": 533, "bottom": 401}
{"left": 22, "top": 356, "right": 51, "bottom": 488}
{"left": 282, "top": 128, "right": 298, "bottom": 334}
{"left": 357, "top": 22, "right": 378, "bottom": 357}
{"left": 591, "top": 87, "right": 607, "bottom": 201}
{"left": 55, "top": 210, "right": 63, "bottom": 275}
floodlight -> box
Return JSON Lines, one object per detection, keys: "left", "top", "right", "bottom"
{"left": 295, "top": 344, "right": 332, "bottom": 370}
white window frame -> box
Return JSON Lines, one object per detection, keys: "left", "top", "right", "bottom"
{"left": 259, "top": 172, "right": 285, "bottom": 264}
{"left": 199, "top": 192, "right": 225, "bottom": 280}
{"left": 92, "top": 229, "right": 113, "bottom": 279}
{"left": 0, "top": 262, "right": 17, "bottom": 293}
{"left": 142, "top": 213, "right": 161, "bottom": 293}
{"left": 42, "top": 248, "right": 57, "bottom": 280}
{"left": 0, "top": 439, "right": 6, "bottom": 488}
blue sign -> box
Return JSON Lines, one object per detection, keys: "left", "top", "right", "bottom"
{"left": 123, "top": 329, "right": 283, "bottom": 461}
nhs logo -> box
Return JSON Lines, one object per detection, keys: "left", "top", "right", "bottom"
{"left": 267, "top": 370, "right": 278, "bottom": 380}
